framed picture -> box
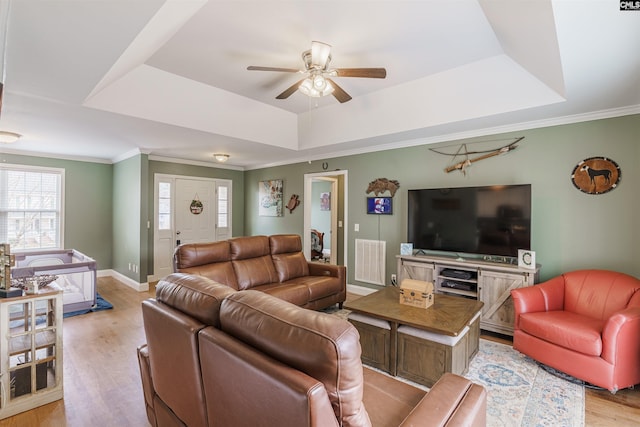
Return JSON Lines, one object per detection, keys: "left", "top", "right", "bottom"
{"left": 259, "top": 179, "right": 284, "bottom": 216}
{"left": 367, "top": 197, "right": 393, "bottom": 215}
{"left": 320, "top": 192, "right": 331, "bottom": 211}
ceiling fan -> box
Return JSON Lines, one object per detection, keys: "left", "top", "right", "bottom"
{"left": 247, "top": 41, "right": 386, "bottom": 103}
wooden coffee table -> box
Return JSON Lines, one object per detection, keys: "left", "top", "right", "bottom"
{"left": 345, "top": 286, "right": 483, "bottom": 387}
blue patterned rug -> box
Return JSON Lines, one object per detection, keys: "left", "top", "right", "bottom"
{"left": 465, "top": 340, "right": 585, "bottom": 427}
{"left": 63, "top": 293, "right": 113, "bottom": 318}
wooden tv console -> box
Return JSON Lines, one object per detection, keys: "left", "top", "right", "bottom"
{"left": 397, "top": 254, "right": 540, "bottom": 336}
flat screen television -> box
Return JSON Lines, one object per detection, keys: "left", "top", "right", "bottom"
{"left": 367, "top": 196, "right": 393, "bottom": 215}
{"left": 407, "top": 184, "right": 531, "bottom": 257}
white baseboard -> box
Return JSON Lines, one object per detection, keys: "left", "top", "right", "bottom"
{"left": 100, "top": 270, "right": 373, "bottom": 296}
{"left": 347, "top": 283, "right": 380, "bottom": 296}
{"left": 98, "top": 269, "right": 149, "bottom": 292}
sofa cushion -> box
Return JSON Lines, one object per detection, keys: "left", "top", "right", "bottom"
{"left": 175, "top": 241, "right": 231, "bottom": 267}
{"left": 285, "top": 275, "right": 344, "bottom": 302}
{"left": 253, "top": 282, "right": 310, "bottom": 306}
{"left": 272, "top": 252, "right": 310, "bottom": 282}
{"left": 519, "top": 311, "right": 604, "bottom": 356}
{"left": 232, "top": 256, "right": 280, "bottom": 290}
{"left": 230, "top": 235, "right": 271, "bottom": 260}
{"left": 219, "top": 290, "right": 371, "bottom": 427}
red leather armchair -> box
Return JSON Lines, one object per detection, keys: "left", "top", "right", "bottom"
{"left": 511, "top": 269, "right": 640, "bottom": 392}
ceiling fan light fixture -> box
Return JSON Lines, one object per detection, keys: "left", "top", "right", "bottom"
{"left": 299, "top": 75, "right": 334, "bottom": 98}
{"left": 0, "top": 131, "right": 21, "bottom": 144}
{"left": 213, "top": 153, "right": 230, "bottom": 162}
{"left": 311, "top": 41, "right": 332, "bottom": 69}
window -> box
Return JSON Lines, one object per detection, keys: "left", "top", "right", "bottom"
{"left": 157, "top": 182, "right": 171, "bottom": 230}
{"left": 217, "top": 185, "right": 228, "bottom": 228}
{"left": 0, "top": 165, "right": 64, "bottom": 250}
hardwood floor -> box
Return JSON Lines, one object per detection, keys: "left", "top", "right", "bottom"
{"left": 0, "top": 280, "right": 637, "bottom": 426}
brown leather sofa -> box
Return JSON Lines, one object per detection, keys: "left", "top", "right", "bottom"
{"left": 138, "top": 273, "right": 487, "bottom": 427}
{"left": 511, "top": 269, "right": 640, "bottom": 392}
{"left": 173, "top": 234, "right": 345, "bottom": 310}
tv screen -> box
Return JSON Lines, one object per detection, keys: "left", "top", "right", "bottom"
{"left": 407, "top": 184, "right": 531, "bottom": 257}
{"left": 367, "top": 197, "right": 393, "bottom": 215}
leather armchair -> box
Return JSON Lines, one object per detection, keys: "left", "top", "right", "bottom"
{"left": 511, "top": 269, "right": 640, "bottom": 392}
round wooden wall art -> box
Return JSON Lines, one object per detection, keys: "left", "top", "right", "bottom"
{"left": 571, "top": 157, "right": 621, "bottom": 195}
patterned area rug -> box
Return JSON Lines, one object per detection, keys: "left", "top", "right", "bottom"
{"left": 325, "top": 307, "right": 585, "bottom": 426}
{"left": 466, "top": 340, "right": 585, "bottom": 427}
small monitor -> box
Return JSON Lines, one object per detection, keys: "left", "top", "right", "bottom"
{"left": 367, "top": 197, "right": 393, "bottom": 215}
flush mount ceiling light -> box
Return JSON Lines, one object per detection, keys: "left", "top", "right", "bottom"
{"left": 0, "top": 131, "right": 21, "bottom": 144}
{"left": 213, "top": 153, "right": 230, "bottom": 162}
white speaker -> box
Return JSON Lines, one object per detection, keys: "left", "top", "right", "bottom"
{"left": 518, "top": 249, "right": 536, "bottom": 269}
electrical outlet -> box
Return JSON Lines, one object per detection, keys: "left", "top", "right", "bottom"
{"left": 391, "top": 274, "right": 397, "bottom": 286}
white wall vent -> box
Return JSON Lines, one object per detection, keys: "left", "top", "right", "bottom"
{"left": 355, "top": 239, "right": 386, "bottom": 286}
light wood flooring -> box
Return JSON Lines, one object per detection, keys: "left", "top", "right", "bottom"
{"left": 0, "top": 277, "right": 638, "bottom": 426}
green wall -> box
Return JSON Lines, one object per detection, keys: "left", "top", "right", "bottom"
{"left": 1, "top": 114, "right": 637, "bottom": 285}
{"left": 0, "top": 152, "right": 113, "bottom": 269}
{"left": 245, "top": 114, "right": 640, "bottom": 284}
{"left": 113, "top": 155, "right": 143, "bottom": 282}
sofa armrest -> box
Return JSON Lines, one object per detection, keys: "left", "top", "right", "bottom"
{"left": 399, "top": 373, "right": 486, "bottom": 427}
{"left": 601, "top": 306, "right": 640, "bottom": 365}
{"left": 308, "top": 262, "right": 346, "bottom": 280}
{"left": 511, "top": 276, "right": 565, "bottom": 329}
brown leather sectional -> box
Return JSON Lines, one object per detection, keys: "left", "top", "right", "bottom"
{"left": 138, "top": 273, "right": 487, "bottom": 426}
{"left": 173, "top": 234, "right": 346, "bottom": 310}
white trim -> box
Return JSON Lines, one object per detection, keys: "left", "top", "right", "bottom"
{"left": 98, "top": 269, "right": 149, "bottom": 292}
{"left": 244, "top": 104, "right": 640, "bottom": 170}
{"left": 149, "top": 155, "right": 244, "bottom": 171}
{"left": 304, "top": 170, "right": 348, "bottom": 271}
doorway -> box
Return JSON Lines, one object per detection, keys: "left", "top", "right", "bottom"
{"left": 303, "top": 171, "right": 348, "bottom": 267}
{"left": 152, "top": 174, "right": 232, "bottom": 281}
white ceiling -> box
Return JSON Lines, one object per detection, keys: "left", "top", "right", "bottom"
{"left": 0, "top": 0, "right": 638, "bottom": 168}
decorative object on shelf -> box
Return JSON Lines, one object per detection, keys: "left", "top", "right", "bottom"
{"left": 259, "top": 179, "right": 284, "bottom": 216}
{"left": 11, "top": 274, "right": 59, "bottom": 292}
{"left": 571, "top": 156, "right": 621, "bottom": 194}
{"left": 430, "top": 137, "right": 524, "bottom": 175}
{"left": 517, "top": 249, "right": 536, "bottom": 269}
{"left": 286, "top": 194, "right": 300, "bottom": 214}
{"left": 320, "top": 192, "right": 331, "bottom": 211}
{"left": 399, "top": 279, "right": 434, "bottom": 309}
{"left": 0, "top": 243, "right": 20, "bottom": 298}
{"left": 365, "top": 178, "right": 400, "bottom": 197}
{"left": 190, "top": 195, "right": 203, "bottom": 215}
{"left": 400, "top": 243, "right": 413, "bottom": 256}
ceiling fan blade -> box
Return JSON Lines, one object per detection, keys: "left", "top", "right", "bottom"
{"left": 334, "top": 68, "right": 387, "bottom": 78}
{"left": 311, "top": 41, "right": 332, "bottom": 68}
{"left": 276, "top": 78, "right": 306, "bottom": 99}
{"left": 326, "top": 78, "right": 352, "bottom": 103}
{"left": 247, "top": 66, "right": 300, "bottom": 73}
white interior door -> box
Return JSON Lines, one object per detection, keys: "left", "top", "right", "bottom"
{"left": 153, "top": 175, "right": 232, "bottom": 281}
{"left": 175, "top": 178, "right": 215, "bottom": 244}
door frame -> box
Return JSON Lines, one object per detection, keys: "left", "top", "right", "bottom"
{"left": 151, "top": 173, "right": 232, "bottom": 282}
{"left": 303, "top": 170, "right": 348, "bottom": 267}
